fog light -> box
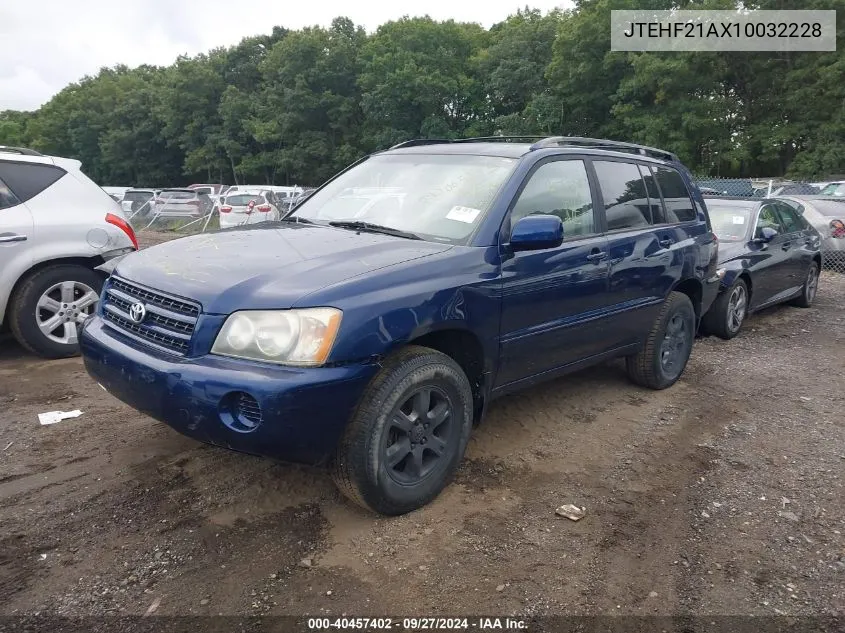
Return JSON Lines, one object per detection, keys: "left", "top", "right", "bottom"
{"left": 219, "top": 391, "right": 263, "bottom": 433}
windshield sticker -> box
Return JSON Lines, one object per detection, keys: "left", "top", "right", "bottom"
{"left": 446, "top": 206, "right": 481, "bottom": 223}
{"left": 732, "top": 216, "right": 746, "bottom": 224}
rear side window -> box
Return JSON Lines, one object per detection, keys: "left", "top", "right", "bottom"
{"left": 0, "top": 162, "right": 66, "bottom": 203}
{"left": 775, "top": 204, "right": 802, "bottom": 233}
{"left": 0, "top": 175, "right": 22, "bottom": 210}
{"left": 593, "top": 160, "right": 651, "bottom": 230}
{"left": 652, "top": 166, "right": 696, "bottom": 223}
{"left": 639, "top": 165, "right": 664, "bottom": 224}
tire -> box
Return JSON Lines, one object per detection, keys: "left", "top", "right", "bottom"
{"left": 626, "top": 291, "right": 696, "bottom": 390}
{"left": 790, "top": 261, "right": 819, "bottom": 308}
{"left": 330, "top": 345, "right": 473, "bottom": 515}
{"left": 9, "top": 264, "right": 104, "bottom": 359}
{"left": 701, "top": 279, "right": 748, "bottom": 340}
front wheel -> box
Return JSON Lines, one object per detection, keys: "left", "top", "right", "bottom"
{"left": 701, "top": 279, "right": 748, "bottom": 340}
{"left": 626, "top": 291, "right": 696, "bottom": 390}
{"left": 9, "top": 264, "right": 103, "bottom": 359}
{"left": 790, "top": 261, "right": 819, "bottom": 308}
{"left": 331, "top": 346, "right": 473, "bottom": 515}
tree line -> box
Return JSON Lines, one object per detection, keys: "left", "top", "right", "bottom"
{"left": 1, "top": 0, "right": 843, "bottom": 188}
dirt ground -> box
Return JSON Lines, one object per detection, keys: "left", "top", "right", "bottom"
{"left": 1, "top": 230, "right": 843, "bottom": 624}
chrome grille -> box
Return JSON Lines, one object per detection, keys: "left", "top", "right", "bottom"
{"left": 101, "top": 277, "right": 201, "bottom": 355}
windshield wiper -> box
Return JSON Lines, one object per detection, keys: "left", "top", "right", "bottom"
{"left": 328, "top": 220, "right": 422, "bottom": 240}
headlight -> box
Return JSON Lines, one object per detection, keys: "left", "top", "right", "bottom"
{"left": 716, "top": 267, "right": 727, "bottom": 280}
{"left": 211, "top": 308, "right": 342, "bottom": 366}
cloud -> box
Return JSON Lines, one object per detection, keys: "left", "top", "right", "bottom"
{"left": 0, "top": 0, "right": 570, "bottom": 111}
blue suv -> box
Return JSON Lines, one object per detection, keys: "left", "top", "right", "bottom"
{"left": 80, "top": 137, "right": 720, "bottom": 515}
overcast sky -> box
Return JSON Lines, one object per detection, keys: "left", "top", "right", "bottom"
{"left": 1, "top": 0, "right": 570, "bottom": 112}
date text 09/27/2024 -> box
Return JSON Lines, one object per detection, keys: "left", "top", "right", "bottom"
{"left": 307, "top": 617, "right": 528, "bottom": 630}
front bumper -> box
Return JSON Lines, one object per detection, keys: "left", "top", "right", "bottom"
{"left": 79, "top": 316, "right": 378, "bottom": 464}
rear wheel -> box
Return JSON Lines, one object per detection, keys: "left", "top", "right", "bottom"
{"left": 702, "top": 279, "right": 748, "bottom": 340}
{"left": 791, "top": 261, "right": 819, "bottom": 308}
{"left": 9, "top": 265, "right": 103, "bottom": 359}
{"left": 626, "top": 291, "right": 696, "bottom": 390}
{"left": 331, "top": 346, "right": 473, "bottom": 515}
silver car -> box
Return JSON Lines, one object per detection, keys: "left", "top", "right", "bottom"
{"left": 779, "top": 196, "right": 845, "bottom": 269}
{"left": 0, "top": 146, "right": 137, "bottom": 358}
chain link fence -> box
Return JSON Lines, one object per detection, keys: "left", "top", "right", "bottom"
{"left": 694, "top": 176, "right": 845, "bottom": 275}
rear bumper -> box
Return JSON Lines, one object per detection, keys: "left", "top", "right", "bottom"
{"left": 79, "top": 316, "right": 378, "bottom": 464}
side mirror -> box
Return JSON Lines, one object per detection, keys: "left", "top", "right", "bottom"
{"left": 754, "top": 226, "right": 779, "bottom": 243}
{"left": 510, "top": 215, "right": 564, "bottom": 251}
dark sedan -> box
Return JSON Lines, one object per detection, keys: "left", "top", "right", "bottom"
{"left": 701, "top": 197, "right": 821, "bottom": 339}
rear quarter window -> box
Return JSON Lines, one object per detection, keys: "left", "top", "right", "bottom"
{"left": 652, "top": 166, "right": 697, "bottom": 223}
{"left": 0, "top": 162, "right": 66, "bottom": 203}
{"left": 0, "top": 176, "right": 22, "bottom": 210}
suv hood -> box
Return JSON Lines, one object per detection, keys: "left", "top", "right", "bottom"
{"left": 113, "top": 223, "right": 452, "bottom": 313}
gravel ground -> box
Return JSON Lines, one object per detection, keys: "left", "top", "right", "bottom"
{"left": 1, "top": 230, "right": 843, "bottom": 623}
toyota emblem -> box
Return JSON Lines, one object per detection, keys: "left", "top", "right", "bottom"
{"left": 129, "top": 302, "right": 147, "bottom": 323}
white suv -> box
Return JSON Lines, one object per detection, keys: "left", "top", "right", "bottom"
{"left": 0, "top": 146, "right": 138, "bottom": 358}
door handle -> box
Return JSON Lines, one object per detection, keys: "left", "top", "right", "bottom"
{"left": 658, "top": 236, "right": 673, "bottom": 249}
{"left": 0, "top": 234, "right": 27, "bottom": 243}
{"left": 586, "top": 250, "right": 607, "bottom": 262}
{"left": 781, "top": 242, "right": 792, "bottom": 251}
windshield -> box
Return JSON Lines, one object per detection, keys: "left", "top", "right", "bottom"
{"left": 289, "top": 154, "right": 517, "bottom": 243}
{"left": 820, "top": 183, "right": 845, "bottom": 196}
{"left": 708, "top": 203, "right": 756, "bottom": 242}
{"left": 226, "top": 194, "right": 265, "bottom": 206}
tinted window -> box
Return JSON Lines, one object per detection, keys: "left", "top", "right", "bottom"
{"left": 226, "top": 194, "right": 266, "bottom": 206}
{"left": 779, "top": 199, "right": 805, "bottom": 214}
{"left": 652, "top": 166, "right": 696, "bottom": 223}
{"left": 639, "top": 165, "right": 664, "bottom": 224}
{"left": 0, "top": 176, "right": 22, "bottom": 210}
{"left": 511, "top": 159, "right": 595, "bottom": 238}
{"left": 776, "top": 204, "right": 802, "bottom": 233}
{"left": 756, "top": 204, "right": 784, "bottom": 236}
{"left": 160, "top": 191, "right": 195, "bottom": 200}
{"left": 0, "top": 162, "right": 65, "bottom": 203}
{"left": 124, "top": 191, "right": 154, "bottom": 202}
{"left": 593, "top": 161, "right": 651, "bottom": 230}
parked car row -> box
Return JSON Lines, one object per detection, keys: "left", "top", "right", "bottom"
{"left": 104, "top": 183, "right": 310, "bottom": 227}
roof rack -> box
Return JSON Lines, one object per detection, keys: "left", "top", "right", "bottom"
{"left": 529, "top": 137, "right": 679, "bottom": 162}
{"left": 389, "top": 136, "right": 547, "bottom": 150}
{"left": 0, "top": 145, "right": 44, "bottom": 157}
{"left": 389, "top": 139, "right": 453, "bottom": 149}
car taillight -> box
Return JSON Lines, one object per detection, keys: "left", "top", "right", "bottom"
{"left": 256, "top": 204, "right": 271, "bottom": 212}
{"left": 830, "top": 219, "right": 845, "bottom": 238}
{"left": 220, "top": 206, "right": 232, "bottom": 213}
{"left": 106, "top": 213, "right": 138, "bottom": 250}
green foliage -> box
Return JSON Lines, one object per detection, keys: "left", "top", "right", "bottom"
{"left": 2, "top": 2, "right": 843, "bottom": 184}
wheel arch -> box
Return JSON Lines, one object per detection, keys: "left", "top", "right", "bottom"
{"left": 405, "top": 327, "right": 488, "bottom": 425}
{"left": 670, "top": 278, "right": 703, "bottom": 321}
{"left": 1, "top": 255, "right": 106, "bottom": 326}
